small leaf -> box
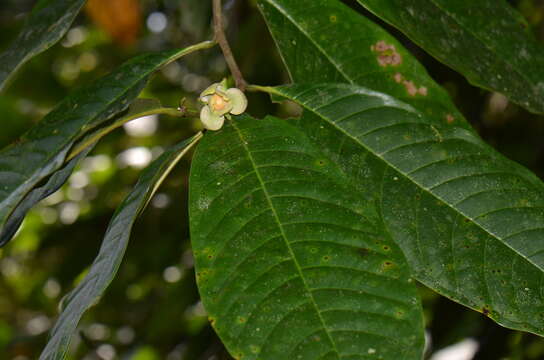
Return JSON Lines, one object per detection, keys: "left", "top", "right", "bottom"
{"left": 189, "top": 115, "right": 424, "bottom": 360}
{"left": 264, "top": 83, "right": 544, "bottom": 336}
{"left": 0, "top": 0, "right": 87, "bottom": 92}
{"left": 0, "top": 41, "right": 214, "bottom": 247}
{"left": 256, "top": 0, "right": 470, "bottom": 129}
{"left": 354, "top": 0, "right": 544, "bottom": 114}
{"left": 40, "top": 134, "right": 202, "bottom": 360}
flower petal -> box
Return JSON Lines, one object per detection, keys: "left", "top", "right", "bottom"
{"left": 200, "top": 106, "right": 225, "bottom": 131}
{"left": 200, "top": 83, "right": 219, "bottom": 98}
{"left": 226, "top": 88, "right": 248, "bottom": 115}
{"left": 199, "top": 95, "right": 211, "bottom": 104}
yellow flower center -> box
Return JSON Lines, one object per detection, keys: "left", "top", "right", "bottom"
{"left": 211, "top": 94, "right": 228, "bottom": 111}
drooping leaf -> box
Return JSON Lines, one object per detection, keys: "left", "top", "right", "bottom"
{"left": 40, "top": 133, "right": 202, "bottom": 360}
{"left": 189, "top": 115, "right": 425, "bottom": 360}
{"left": 0, "top": 0, "right": 87, "bottom": 92}
{"left": 0, "top": 41, "right": 215, "bottom": 247}
{"left": 262, "top": 83, "right": 544, "bottom": 336}
{"left": 256, "top": 0, "right": 470, "bottom": 129}
{"left": 0, "top": 99, "right": 184, "bottom": 247}
{"left": 0, "top": 145, "right": 93, "bottom": 247}
{"left": 353, "top": 0, "right": 544, "bottom": 114}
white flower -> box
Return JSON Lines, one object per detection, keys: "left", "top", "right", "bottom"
{"left": 198, "top": 80, "right": 248, "bottom": 130}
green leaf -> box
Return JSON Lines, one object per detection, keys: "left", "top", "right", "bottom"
{"left": 0, "top": 145, "right": 93, "bottom": 247}
{"left": 0, "top": 0, "right": 87, "bottom": 92}
{"left": 0, "top": 41, "right": 215, "bottom": 247}
{"left": 256, "top": 0, "right": 470, "bottom": 129}
{"left": 256, "top": 0, "right": 544, "bottom": 336}
{"left": 40, "top": 133, "right": 202, "bottom": 360}
{"left": 189, "top": 115, "right": 424, "bottom": 360}
{"left": 353, "top": 0, "right": 544, "bottom": 114}
{"left": 262, "top": 83, "right": 544, "bottom": 336}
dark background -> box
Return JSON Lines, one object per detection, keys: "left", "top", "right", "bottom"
{"left": 1, "top": 0, "right": 544, "bottom": 359}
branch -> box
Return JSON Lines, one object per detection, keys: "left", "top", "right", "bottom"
{"left": 213, "top": 0, "right": 247, "bottom": 91}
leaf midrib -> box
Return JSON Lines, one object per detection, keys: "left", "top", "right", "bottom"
{"left": 279, "top": 87, "right": 544, "bottom": 275}
{"left": 265, "top": 0, "right": 354, "bottom": 84}
{"left": 232, "top": 121, "right": 341, "bottom": 359}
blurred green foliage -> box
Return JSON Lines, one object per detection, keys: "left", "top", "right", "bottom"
{"left": 2, "top": 0, "right": 544, "bottom": 359}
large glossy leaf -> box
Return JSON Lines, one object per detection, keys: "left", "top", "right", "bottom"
{"left": 354, "top": 0, "right": 544, "bottom": 114}
{"left": 189, "top": 115, "right": 425, "bottom": 360}
{"left": 40, "top": 133, "right": 202, "bottom": 360}
{"left": 256, "top": 0, "right": 470, "bottom": 129}
{"left": 261, "top": 83, "right": 544, "bottom": 336}
{"left": 0, "top": 0, "right": 87, "bottom": 92}
{"left": 255, "top": 0, "right": 544, "bottom": 337}
{"left": 0, "top": 41, "right": 214, "bottom": 247}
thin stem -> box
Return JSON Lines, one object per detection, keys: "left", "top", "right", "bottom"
{"left": 245, "top": 84, "right": 272, "bottom": 93}
{"left": 67, "top": 106, "right": 198, "bottom": 162}
{"left": 164, "top": 40, "right": 217, "bottom": 67}
{"left": 213, "top": 0, "right": 247, "bottom": 91}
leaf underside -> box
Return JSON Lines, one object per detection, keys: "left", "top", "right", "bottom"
{"left": 189, "top": 115, "right": 425, "bottom": 360}
{"left": 40, "top": 135, "right": 200, "bottom": 360}
{"left": 0, "top": 0, "right": 87, "bottom": 92}
{"left": 267, "top": 83, "right": 544, "bottom": 336}
{"left": 354, "top": 0, "right": 544, "bottom": 114}
{"left": 257, "top": 0, "right": 544, "bottom": 336}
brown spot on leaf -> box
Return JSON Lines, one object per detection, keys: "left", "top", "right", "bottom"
{"left": 446, "top": 114, "right": 455, "bottom": 124}
{"left": 372, "top": 40, "right": 402, "bottom": 67}
{"left": 403, "top": 80, "right": 418, "bottom": 96}
{"left": 374, "top": 40, "right": 391, "bottom": 52}
{"left": 393, "top": 73, "right": 428, "bottom": 97}
{"left": 383, "top": 261, "right": 394, "bottom": 269}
